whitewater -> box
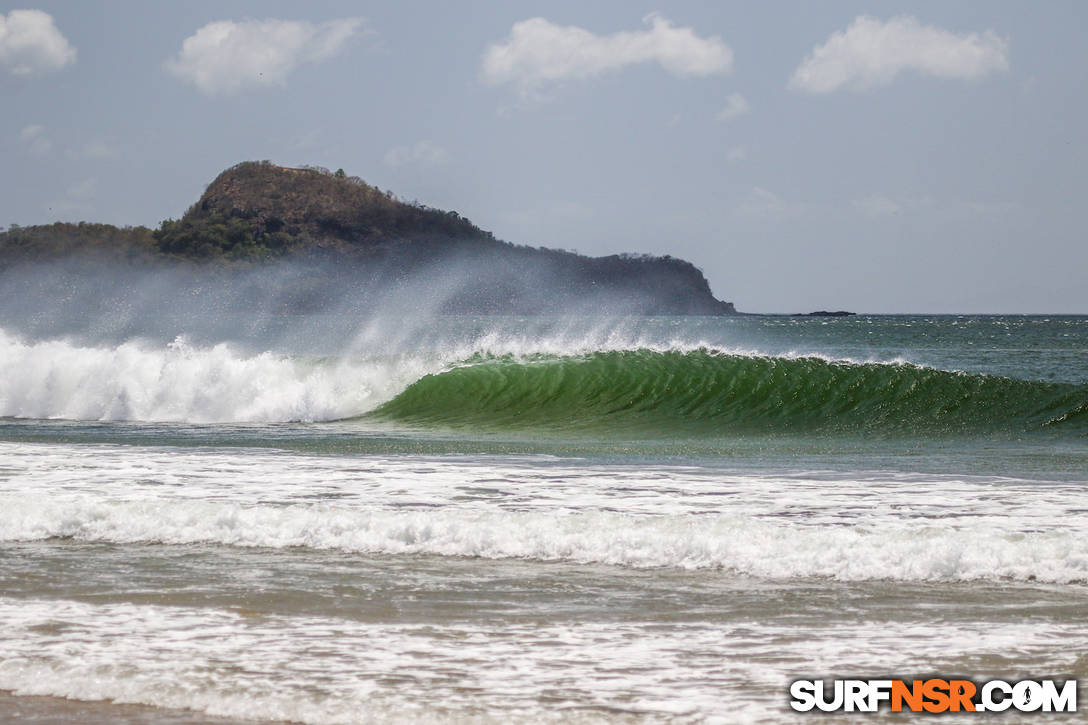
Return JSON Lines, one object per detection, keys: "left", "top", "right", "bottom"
{"left": 1, "top": 313, "right": 1086, "bottom": 723}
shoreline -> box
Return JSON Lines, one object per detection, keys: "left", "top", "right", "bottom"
{"left": 0, "top": 691, "right": 293, "bottom": 725}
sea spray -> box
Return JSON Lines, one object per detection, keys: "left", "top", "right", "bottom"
{"left": 0, "top": 329, "right": 415, "bottom": 422}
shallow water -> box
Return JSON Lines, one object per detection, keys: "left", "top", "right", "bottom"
{"left": 0, "top": 314, "right": 1085, "bottom": 722}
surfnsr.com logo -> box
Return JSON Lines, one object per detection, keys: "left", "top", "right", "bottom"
{"left": 790, "top": 679, "right": 1077, "bottom": 713}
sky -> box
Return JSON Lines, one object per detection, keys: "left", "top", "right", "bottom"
{"left": 1, "top": 1, "right": 1086, "bottom": 313}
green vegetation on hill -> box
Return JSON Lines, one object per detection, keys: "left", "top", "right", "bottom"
{"left": 154, "top": 161, "right": 489, "bottom": 261}
{"left": 0, "top": 222, "right": 156, "bottom": 265}
{"left": 154, "top": 211, "right": 293, "bottom": 261}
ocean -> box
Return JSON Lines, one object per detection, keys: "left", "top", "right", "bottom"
{"left": 0, "top": 313, "right": 1086, "bottom": 723}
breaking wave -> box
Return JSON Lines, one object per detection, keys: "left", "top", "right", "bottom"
{"left": 2, "top": 328, "right": 1085, "bottom": 435}
{"left": 3, "top": 495, "right": 1087, "bottom": 583}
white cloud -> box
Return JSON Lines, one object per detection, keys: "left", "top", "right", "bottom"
{"left": 65, "top": 139, "right": 120, "bottom": 160}
{"left": 0, "top": 9, "right": 76, "bottom": 76}
{"left": 46, "top": 177, "right": 97, "bottom": 217}
{"left": 166, "top": 17, "right": 365, "bottom": 95}
{"left": 482, "top": 13, "right": 732, "bottom": 98}
{"left": 952, "top": 200, "right": 1019, "bottom": 217}
{"left": 857, "top": 194, "right": 1019, "bottom": 219}
{"left": 733, "top": 187, "right": 822, "bottom": 221}
{"left": 852, "top": 194, "right": 911, "bottom": 218}
{"left": 726, "top": 146, "right": 747, "bottom": 163}
{"left": 19, "top": 124, "right": 52, "bottom": 155}
{"left": 80, "top": 140, "right": 118, "bottom": 159}
{"left": 294, "top": 128, "right": 323, "bottom": 150}
{"left": 716, "top": 92, "right": 750, "bottom": 122}
{"left": 66, "top": 177, "right": 96, "bottom": 200}
{"left": 501, "top": 200, "right": 592, "bottom": 241}
{"left": 383, "top": 140, "right": 449, "bottom": 168}
{"left": 789, "top": 15, "right": 1008, "bottom": 94}
{"left": 736, "top": 187, "right": 787, "bottom": 219}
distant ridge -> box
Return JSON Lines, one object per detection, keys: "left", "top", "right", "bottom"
{"left": 0, "top": 160, "right": 736, "bottom": 315}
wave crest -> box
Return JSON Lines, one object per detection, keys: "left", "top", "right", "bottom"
{"left": 373, "top": 349, "right": 1088, "bottom": 435}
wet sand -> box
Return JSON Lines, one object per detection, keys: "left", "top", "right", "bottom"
{"left": 0, "top": 692, "right": 291, "bottom": 725}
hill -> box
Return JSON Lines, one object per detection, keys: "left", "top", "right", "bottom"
{"left": 0, "top": 161, "right": 736, "bottom": 315}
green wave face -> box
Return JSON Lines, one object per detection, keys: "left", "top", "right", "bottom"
{"left": 370, "top": 350, "right": 1088, "bottom": 437}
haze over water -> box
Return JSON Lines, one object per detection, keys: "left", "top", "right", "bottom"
{"left": 1, "top": 312, "right": 1086, "bottom": 723}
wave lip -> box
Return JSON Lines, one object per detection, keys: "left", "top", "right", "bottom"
{"left": 372, "top": 349, "right": 1088, "bottom": 436}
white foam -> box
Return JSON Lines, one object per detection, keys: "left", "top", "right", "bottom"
{"left": 0, "top": 597, "right": 1083, "bottom": 725}
{"left": 0, "top": 598, "right": 677, "bottom": 724}
{"left": 3, "top": 492, "right": 1086, "bottom": 583}
{"left": 2, "top": 440, "right": 1085, "bottom": 583}
{"left": 0, "top": 329, "right": 427, "bottom": 422}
